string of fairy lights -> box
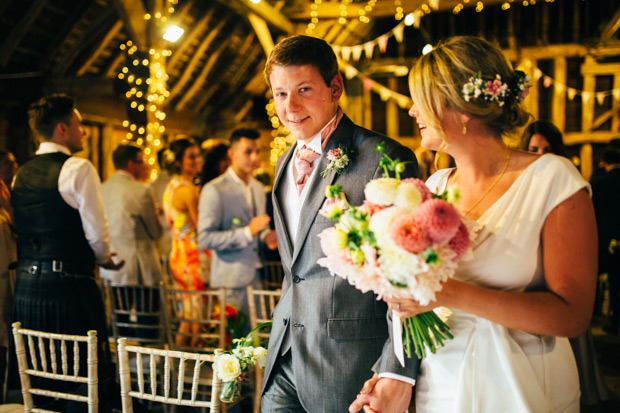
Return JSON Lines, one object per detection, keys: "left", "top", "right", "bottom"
{"left": 116, "top": 0, "right": 178, "bottom": 181}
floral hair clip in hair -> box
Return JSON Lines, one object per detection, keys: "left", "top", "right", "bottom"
{"left": 462, "top": 70, "right": 531, "bottom": 107}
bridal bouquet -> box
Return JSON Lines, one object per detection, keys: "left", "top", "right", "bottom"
{"left": 213, "top": 322, "right": 270, "bottom": 403}
{"left": 317, "top": 142, "right": 473, "bottom": 359}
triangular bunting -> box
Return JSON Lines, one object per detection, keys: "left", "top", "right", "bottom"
{"left": 582, "top": 91, "right": 592, "bottom": 103}
{"left": 567, "top": 88, "right": 577, "bottom": 100}
{"left": 351, "top": 45, "right": 363, "bottom": 62}
{"left": 364, "top": 42, "right": 375, "bottom": 59}
{"left": 393, "top": 23, "right": 405, "bottom": 43}
{"left": 344, "top": 65, "right": 358, "bottom": 80}
{"left": 341, "top": 46, "right": 351, "bottom": 61}
{"left": 378, "top": 35, "right": 389, "bottom": 53}
{"left": 543, "top": 76, "right": 553, "bottom": 88}
{"left": 362, "top": 77, "right": 375, "bottom": 91}
{"left": 613, "top": 89, "right": 620, "bottom": 100}
{"left": 596, "top": 92, "right": 606, "bottom": 105}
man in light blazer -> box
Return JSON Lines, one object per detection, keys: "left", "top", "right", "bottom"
{"left": 198, "top": 128, "right": 277, "bottom": 322}
{"left": 260, "top": 35, "right": 420, "bottom": 413}
{"left": 100, "top": 143, "right": 163, "bottom": 286}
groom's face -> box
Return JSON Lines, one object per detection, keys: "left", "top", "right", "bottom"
{"left": 270, "top": 64, "right": 342, "bottom": 144}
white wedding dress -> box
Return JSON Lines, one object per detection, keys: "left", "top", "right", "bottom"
{"left": 418, "top": 154, "right": 587, "bottom": 412}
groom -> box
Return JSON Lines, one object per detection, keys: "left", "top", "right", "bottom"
{"left": 261, "top": 35, "right": 420, "bottom": 413}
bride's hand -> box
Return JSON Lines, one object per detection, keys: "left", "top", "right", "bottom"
{"left": 384, "top": 279, "right": 455, "bottom": 318}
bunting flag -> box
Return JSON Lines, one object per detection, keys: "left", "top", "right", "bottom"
{"left": 351, "top": 45, "right": 364, "bottom": 62}
{"left": 567, "top": 88, "right": 578, "bottom": 101}
{"left": 393, "top": 24, "right": 405, "bottom": 43}
{"left": 364, "top": 42, "right": 375, "bottom": 59}
{"left": 378, "top": 35, "right": 389, "bottom": 53}
{"left": 596, "top": 92, "right": 607, "bottom": 105}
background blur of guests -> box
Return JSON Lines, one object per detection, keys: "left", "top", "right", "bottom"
{"left": 592, "top": 144, "right": 620, "bottom": 337}
{"left": 522, "top": 120, "right": 568, "bottom": 157}
{"left": 200, "top": 139, "right": 230, "bottom": 186}
{"left": 521, "top": 120, "right": 609, "bottom": 406}
{"left": 151, "top": 148, "right": 172, "bottom": 284}
{"left": 0, "top": 150, "right": 16, "bottom": 403}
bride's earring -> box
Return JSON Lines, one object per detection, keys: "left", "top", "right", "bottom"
{"left": 462, "top": 120, "right": 467, "bottom": 135}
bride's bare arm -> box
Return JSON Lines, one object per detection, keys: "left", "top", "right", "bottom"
{"left": 385, "top": 189, "right": 598, "bottom": 338}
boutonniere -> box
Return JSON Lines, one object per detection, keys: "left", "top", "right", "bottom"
{"left": 231, "top": 217, "right": 242, "bottom": 226}
{"left": 320, "top": 147, "right": 353, "bottom": 178}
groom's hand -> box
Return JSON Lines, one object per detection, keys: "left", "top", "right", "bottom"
{"left": 349, "top": 374, "right": 412, "bottom": 413}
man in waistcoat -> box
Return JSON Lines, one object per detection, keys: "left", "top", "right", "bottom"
{"left": 10, "top": 93, "right": 124, "bottom": 411}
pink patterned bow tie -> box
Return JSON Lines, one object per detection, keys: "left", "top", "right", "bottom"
{"left": 294, "top": 145, "right": 320, "bottom": 195}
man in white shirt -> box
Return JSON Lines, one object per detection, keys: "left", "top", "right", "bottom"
{"left": 10, "top": 93, "right": 123, "bottom": 411}
{"left": 198, "top": 128, "right": 277, "bottom": 327}
{"left": 101, "top": 143, "right": 163, "bottom": 286}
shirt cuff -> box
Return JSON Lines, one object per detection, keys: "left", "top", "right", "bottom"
{"left": 244, "top": 226, "right": 253, "bottom": 242}
{"left": 377, "top": 372, "right": 416, "bottom": 386}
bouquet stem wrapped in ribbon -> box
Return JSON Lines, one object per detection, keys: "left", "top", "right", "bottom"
{"left": 317, "top": 143, "right": 473, "bottom": 361}
{"left": 213, "top": 322, "right": 271, "bottom": 403}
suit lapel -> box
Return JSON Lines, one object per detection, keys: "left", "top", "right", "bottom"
{"left": 272, "top": 144, "right": 296, "bottom": 266}
{"left": 291, "top": 116, "right": 355, "bottom": 265}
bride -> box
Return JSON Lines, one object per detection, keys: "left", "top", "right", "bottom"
{"left": 352, "top": 36, "right": 596, "bottom": 413}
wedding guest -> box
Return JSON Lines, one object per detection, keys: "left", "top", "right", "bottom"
{"left": 522, "top": 120, "right": 609, "bottom": 406}
{"left": 0, "top": 150, "right": 17, "bottom": 187}
{"left": 522, "top": 120, "right": 567, "bottom": 156}
{"left": 198, "top": 128, "right": 276, "bottom": 329}
{"left": 10, "top": 94, "right": 124, "bottom": 411}
{"left": 0, "top": 179, "right": 15, "bottom": 403}
{"left": 199, "top": 141, "right": 230, "bottom": 186}
{"left": 162, "top": 137, "right": 203, "bottom": 347}
{"left": 371, "top": 36, "right": 597, "bottom": 412}
{"left": 260, "top": 35, "right": 419, "bottom": 413}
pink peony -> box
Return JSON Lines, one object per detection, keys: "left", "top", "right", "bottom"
{"left": 414, "top": 199, "right": 461, "bottom": 242}
{"left": 388, "top": 213, "right": 431, "bottom": 254}
{"left": 400, "top": 178, "right": 433, "bottom": 202}
{"left": 448, "top": 222, "right": 470, "bottom": 260}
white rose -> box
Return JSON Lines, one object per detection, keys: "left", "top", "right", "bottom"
{"left": 364, "top": 178, "right": 399, "bottom": 206}
{"left": 252, "top": 347, "right": 268, "bottom": 368}
{"left": 393, "top": 182, "right": 422, "bottom": 209}
{"left": 214, "top": 354, "right": 241, "bottom": 382}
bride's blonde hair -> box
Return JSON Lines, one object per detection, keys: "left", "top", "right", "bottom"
{"left": 409, "top": 36, "right": 530, "bottom": 139}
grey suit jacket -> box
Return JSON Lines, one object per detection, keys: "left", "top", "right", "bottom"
{"left": 100, "top": 171, "right": 163, "bottom": 285}
{"left": 197, "top": 170, "right": 266, "bottom": 288}
{"left": 262, "top": 115, "right": 421, "bottom": 412}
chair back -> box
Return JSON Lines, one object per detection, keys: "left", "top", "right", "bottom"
{"left": 11, "top": 322, "right": 98, "bottom": 413}
{"left": 263, "top": 261, "right": 284, "bottom": 290}
{"left": 247, "top": 286, "right": 280, "bottom": 343}
{"left": 159, "top": 285, "right": 227, "bottom": 352}
{"left": 105, "top": 282, "right": 164, "bottom": 347}
{"left": 117, "top": 338, "right": 222, "bottom": 412}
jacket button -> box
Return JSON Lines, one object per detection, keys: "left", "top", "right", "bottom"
{"left": 283, "top": 318, "right": 288, "bottom": 326}
{"left": 293, "top": 323, "right": 304, "bottom": 328}
{"left": 292, "top": 275, "right": 301, "bottom": 283}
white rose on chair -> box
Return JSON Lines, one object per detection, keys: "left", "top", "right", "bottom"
{"left": 214, "top": 354, "right": 241, "bottom": 382}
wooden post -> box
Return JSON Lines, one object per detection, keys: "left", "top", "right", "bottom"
{"left": 580, "top": 143, "right": 593, "bottom": 182}
{"left": 552, "top": 57, "right": 567, "bottom": 132}
{"left": 386, "top": 78, "right": 399, "bottom": 139}
{"left": 582, "top": 57, "right": 596, "bottom": 180}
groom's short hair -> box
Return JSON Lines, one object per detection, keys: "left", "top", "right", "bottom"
{"left": 264, "top": 35, "right": 338, "bottom": 89}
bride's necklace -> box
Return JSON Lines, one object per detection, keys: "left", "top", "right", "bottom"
{"left": 454, "top": 147, "right": 511, "bottom": 217}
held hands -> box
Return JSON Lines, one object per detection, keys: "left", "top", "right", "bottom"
{"left": 349, "top": 374, "right": 413, "bottom": 413}
{"left": 99, "top": 252, "right": 125, "bottom": 271}
{"left": 264, "top": 229, "right": 278, "bottom": 249}
{"left": 249, "top": 214, "right": 271, "bottom": 237}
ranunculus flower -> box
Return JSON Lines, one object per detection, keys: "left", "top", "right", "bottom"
{"left": 364, "top": 178, "right": 399, "bottom": 206}
{"left": 319, "top": 197, "right": 347, "bottom": 220}
{"left": 389, "top": 213, "right": 431, "bottom": 254}
{"left": 400, "top": 178, "right": 433, "bottom": 202}
{"left": 393, "top": 181, "right": 423, "bottom": 209}
{"left": 414, "top": 199, "right": 460, "bottom": 242}
{"left": 448, "top": 222, "right": 470, "bottom": 260}
{"left": 214, "top": 354, "right": 241, "bottom": 382}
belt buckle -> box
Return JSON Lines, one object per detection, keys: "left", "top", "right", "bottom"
{"left": 27, "top": 265, "right": 38, "bottom": 275}
{"left": 52, "top": 260, "right": 63, "bottom": 273}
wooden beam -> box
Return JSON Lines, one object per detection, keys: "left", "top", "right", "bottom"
{"left": 168, "top": 15, "right": 230, "bottom": 103}
{"left": 601, "top": 7, "right": 620, "bottom": 42}
{"left": 231, "top": 0, "right": 294, "bottom": 34}
{"left": 166, "top": 8, "right": 215, "bottom": 71}
{"left": 53, "top": 7, "right": 116, "bottom": 75}
{"left": 248, "top": 13, "right": 275, "bottom": 57}
{"left": 175, "top": 23, "right": 238, "bottom": 111}
{"left": 112, "top": 0, "right": 148, "bottom": 46}
{"left": 104, "top": 51, "right": 125, "bottom": 78}
{"left": 0, "top": 0, "right": 48, "bottom": 66}
{"left": 77, "top": 20, "right": 123, "bottom": 76}
{"left": 591, "top": 101, "right": 620, "bottom": 131}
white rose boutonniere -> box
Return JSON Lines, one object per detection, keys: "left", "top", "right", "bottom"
{"left": 320, "top": 147, "right": 353, "bottom": 178}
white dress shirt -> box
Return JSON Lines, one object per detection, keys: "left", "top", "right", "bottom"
{"left": 36, "top": 142, "right": 111, "bottom": 264}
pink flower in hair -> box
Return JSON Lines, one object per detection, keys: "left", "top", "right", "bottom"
{"left": 448, "top": 222, "right": 470, "bottom": 261}
{"left": 389, "top": 213, "right": 431, "bottom": 254}
{"left": 414, "top": 199, "right": 460, "bottom": 242}
{"left": 485, "top": 77, "right": 507, "bottom": 99}
{"left": 518, "top": 88, "right": 530, "bottom": 101}
{"left": 400, "top": 178, "right": 433, "bottom": 202}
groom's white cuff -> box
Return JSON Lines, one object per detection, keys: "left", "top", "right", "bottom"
{"left": 244, "top": 226, "right": 253, "bottom": 242}
{"left": 378, "top": 373, "right": 416, "bottom": 386}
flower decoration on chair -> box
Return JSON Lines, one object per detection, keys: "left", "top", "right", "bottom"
{"left": 320, "top": 147, "right": 354, "bottom": 178}
{"left": 213, "top": 322, "right": 271, "bottom": 403}
{"left": 316, "top": 142, "right": 474, "bottom": 359}
{"left": 462, "top": 70, "right": 531, "bottom": 107}
{"left": 211, "top": 304, "right": 247, "bottom": 346}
